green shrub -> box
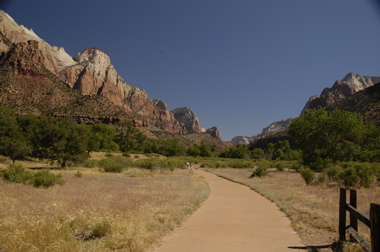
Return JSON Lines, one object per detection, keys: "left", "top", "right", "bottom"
{"left": 340, "top": 166, "right": 358, "bottom": 188}
{"left": 1, "top": 165, "right": 64, "bottom": 188}
{"left": 229, "top": 160, "right": 255, "bottom": 168}
{"left": 98, "top": 156, "right": 132, "bottom": 173}
{"left": 300, "top": 167, "right": 315, "bottom": 185}
{"left": 74, "top": 171, "right": 83, "bottom": 178}
{"left": 1, "top": 165, "right": 32, "bottom": 183}
{"left": 84, "top": 159, "right": 98, "bottom": 168}
{"left": 31, "top": 170, "right": 64, "bottom": 188}
{"left": 122, "top": 152, "right": 131, "bottom": 158}
{"left": 250, "top": 166, "right": 268, "bottom": 177}
{"left": 354, "top": 164, "right": 374, "bottom": 188}
{"left": 276, "top": 163, "right": 285, "bottom": 171}
{"left": 99, "top": 159, "right": 124, "bottom": 173}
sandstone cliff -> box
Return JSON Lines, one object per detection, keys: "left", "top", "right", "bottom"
{"left": 0, "top": 10, "right": 228, "bottom": 147}
{"left": 172, "top": 107, "right": 204, "bottom": 133}
{"left": 0, "top": 10, "right": 188, "bottom": 134}
{"left": 0, "top": 40, "right": 129, "bottom": 118}
{"left": 301, "top": 72, "right": 380, "bottom": 114}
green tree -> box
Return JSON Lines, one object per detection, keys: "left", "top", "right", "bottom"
{"left": 251, "top": 148, "right": 265, "bottom": 159}
{"left": 47, "top": 117, "right": 89, "bottom": 168}
{"left": 220, "top": 144, "right": 250, "bottom": 159}
{"left": 88, "top": 123, "right": 118, "bottom": 153}
{"left": 198, "top": 141, "right": 213, "bottom": 157}
{"left": 288, "top": 109, "right": 366, "bottom": 170}
{"left": 116, "top": 121, "right": 147, "bottom": 153}
{"left": 0, "top": 112, "right": 30, "bottom": 165}
{"left": 20, "top": 116, "right": 89, "bottom": 168}
{"left": 187, "top": 145, "right": 201, "bottom": 157}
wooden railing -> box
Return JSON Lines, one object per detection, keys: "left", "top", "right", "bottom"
{"left": 339, "top": 188, "right": 380, "bottom": 252}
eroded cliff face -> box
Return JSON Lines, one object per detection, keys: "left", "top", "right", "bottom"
{"left": 0, "top": 10, "right": 187, "bottom": 134}
{"left": 60, "top": 48, "right": 187, "bottom": 134}
{"left": 0, "top": 40, "right": 131, "bottom": 119}
{"left": 172, "top": 107, "right": 204, "bottom": 133}
{"left": 301, "top": 73, "right": 380, "bottom": 114}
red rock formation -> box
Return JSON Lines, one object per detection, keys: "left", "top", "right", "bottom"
{"left": 205, "top": 127, "right": 221, "bottom": 139}
{"left": 0, "top": 11, "right": 186, "bottom": 134}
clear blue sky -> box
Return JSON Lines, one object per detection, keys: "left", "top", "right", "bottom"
{"left": 2, "top": 0, "right": 380, "bottom": 141}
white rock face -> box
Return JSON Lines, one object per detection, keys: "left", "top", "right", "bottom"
{"left": 20, "top": 25, "right": 42, "bottom": 41}
{"left": 260, "top": 118, "right": 292, "bottom": 136}
{"left": 231, "top": 118, "right": 292, "bottom": 144}
{"left": 230, "top": 136, "right": 254, "bottom": 144}
{"left": 172, "top": 107, "right": 204, "bottom": 133}
{"left": 52, "top": 46, "right": 76, "bottom": 67}
{"left": 341, "top": 72, "right": 380, "bottom": 92}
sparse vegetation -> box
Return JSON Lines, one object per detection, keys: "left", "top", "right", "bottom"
{"left": 0, "top": 155, "right": 210, "bottom": 252}
{"left": 0, "top": 165, "right": 64, "bottom": 188}
{"left": 250, "top": 166, "right": 268, "bottom": 177}
{"left": 300, "top": 167, "right": 315, "bottom": 185}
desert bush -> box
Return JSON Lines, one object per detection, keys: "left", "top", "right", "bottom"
{"left": 1, "top": 165, "right": 64, "bottom": 188}
{"left": 250, "top": 166, "right": 268, "bottom": 177}
{"left": 228, "top": 159, "right": 255, "bottom": 168}
{"left": 1, "top": 165, "right": 32, "bottom": 183}
{"left": 31, "top": 170, "right": 64, "bottom": 188}
{"left": 276, "top": 163, "right": 285, "bottom": 171}
{"left": 134, "top": 158, "right": 185, "bottom": 171}
{"left": 300, "top": 167, "right": 315, "bottom": 185}
{"left": 353, "top": 164, "right": 374, "bottom": 188}
{"left": 84, "top": 159, "right": 98, "bottom": 168}
{"left": 99, "top": 158, "right": 124, "bottom": 173}
{"left": 78, "top": 216, "right": 113, "bottom": 240}
{"left": 98, "top": 156, "right": 133, "bottom": 173}
{"left": 74, "top": 171, "right": 83, "bottom": 178}
{"left": 122, "top": 152, "right": 131, "bottom": 158}
{"left": 134, "top": 158, "right": 161, "bottom": 170}
{"left": 105, "top": 152, "right": 113, "bottom": 158}
{"left": 324, "top": 164, "right": 375, "bottom": 188}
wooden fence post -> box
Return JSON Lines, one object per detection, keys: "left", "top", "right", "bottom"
{"left": 350, "top": 190, "right": 358, "bottom": 242}
{"left": 339, "top": 188, "right": 347, "bottom": 241}
{"left": 370, "top": 203, "right": 380, "bottom": 252}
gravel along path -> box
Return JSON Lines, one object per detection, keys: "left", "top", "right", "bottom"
{"left": 154, "top": 169, "right": 303, "bottom": 252}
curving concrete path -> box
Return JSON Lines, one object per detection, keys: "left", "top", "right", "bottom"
{"left": 154, "top": 169, "right": 303, "bottom": 252}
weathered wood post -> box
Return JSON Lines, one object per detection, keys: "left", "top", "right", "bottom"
{"left": 370, "top": 203, "right": 380, "bottom": 252}
{"left": 350, "top": 189, "right": 358, "bottom": 242}
{"left": 339, "top": 188, "right": 347, "bottom": 241}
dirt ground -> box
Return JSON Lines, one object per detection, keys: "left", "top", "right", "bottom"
{"left": 154, "top": 169, "right": 304, "bottom": 252}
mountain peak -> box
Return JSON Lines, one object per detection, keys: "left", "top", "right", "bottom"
{"left": 341, "top": 72, "right": 380, "bottom": 92}
{"left": 75, "top": 48, "right": 110, "bottom": 66}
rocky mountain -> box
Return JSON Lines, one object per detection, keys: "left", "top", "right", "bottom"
{"left": 232, "top": 72, "right": 380, "bottom": 144}
{"left": 0, "top": 10, "right": 223, "bottom": 144}
{"left": 327, "top": 82, "right": 380, "bottom": 125}
{"left": 172, "top": 107, "right": 205, "bottom": 133}
{"left": 231, "top": 118, "right": 292, "bottom": 144}
{"left": 301, "top": 72, "right": 380, "bottom": 115}
{"left": 230, "top": 136, "right": 253, "bottom": 145}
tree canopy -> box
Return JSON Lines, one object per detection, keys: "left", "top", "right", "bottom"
{"left": 288, "top": 109, "right": 366, "bottom": 170}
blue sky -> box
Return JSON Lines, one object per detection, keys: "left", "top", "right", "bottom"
{"left": 2, "top": 0, "right": 380, "bottom": 141}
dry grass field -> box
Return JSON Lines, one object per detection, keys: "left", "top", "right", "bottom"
{"left": 205, "top": 168, "right": 380, "bottom": 252}
{"left": 0, "top": 154, "right": 210, "bottom": 252}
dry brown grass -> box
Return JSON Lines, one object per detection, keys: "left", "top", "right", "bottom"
{"left": 0, "top": 164, "right": 209, "bottom": 251}
{"left": 205, "top": 168, "right": 380, "bottom": 252}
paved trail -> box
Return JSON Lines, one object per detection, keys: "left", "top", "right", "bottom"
{"left": 154, "top": 169, "right": 303, "bottom": 252}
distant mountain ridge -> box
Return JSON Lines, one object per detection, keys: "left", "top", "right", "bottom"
{"left": 301, "top": 72, "right": 380, "bottom": 115}
{"left": 231, "top": 72, "right": 380, "bottom": 144}
{"left": 0, "top": 10, "right": 225, "bottom": 147}
{"left": 231, "top": 119, "right": 292, "bottom": 144}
